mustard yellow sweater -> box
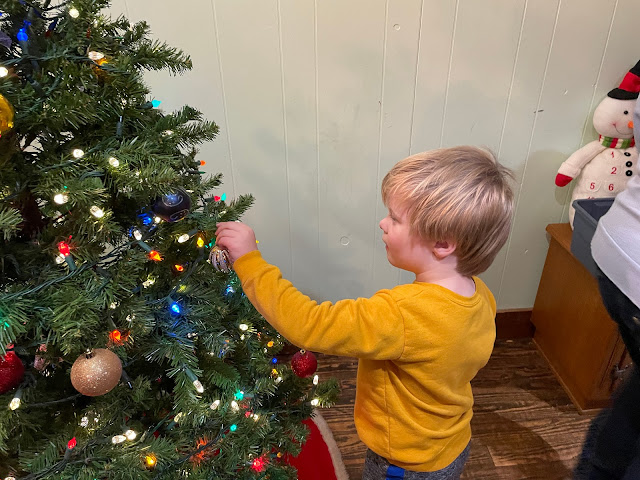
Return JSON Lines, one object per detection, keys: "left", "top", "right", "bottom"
{"left": 234, "top": 251, "right": 496, "bottom": 472}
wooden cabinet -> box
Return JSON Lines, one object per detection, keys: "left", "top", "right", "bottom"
{"left": 531, "top": 223, "right": 631, "bottom": 412}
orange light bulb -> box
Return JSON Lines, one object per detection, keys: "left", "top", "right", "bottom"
{"left": 148, "top": 250, "right": 162, "bottom": 262}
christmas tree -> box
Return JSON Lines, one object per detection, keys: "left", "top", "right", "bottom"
{"left": 0, "top": 1, "right": 338, "bottom": 478}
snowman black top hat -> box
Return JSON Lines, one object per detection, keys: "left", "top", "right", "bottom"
{"left": 608, "top": 60, "right": 640, "bottom": 100}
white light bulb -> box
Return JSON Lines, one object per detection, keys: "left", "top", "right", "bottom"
{"left": 87, "top": 51, "right": 104, "bottom": 61}
{"left": 276, "top": 376, "right": 283, "bottom": 384}
{"left": 108, "top": 157, "right": 120, "bottom": 167}
{"left": 132, "top": 229, "right": 142, "bottom": 241}
{"left": 0, "top": 67, "right": 8, "bottom": 77}
{"left": 193, "top": 380, "right": 204, "bottom": 393}
{"left": 69, "top": 7, "right": 80, "bottom": 18}
{"left": 111, "top": 435, "right": 126, "bottom": 444}
{"left": 110, "top": 302, "right": 118, "bottom": 309}
{"left": 9, "top": 397, "right": 21, "bottom": 410}
{"left": 154, "top": 216, "right": 161, "bottom": 224}
{"left": 174, "top": 412, "right": 184, "bottom": 422}
{"left": 162, "top": 130, "right": 173, "bottom": 136}
{"left": 80, "top": 416, "right": 89, "bottom": 427}
{"left": 72, "top": 148, "right": 84, "bottom": 158}
{"left": 252, "top": 414, "right": 260, "bottom": 421}
{"left": 54, "top": 193, "right": 68, "bottom": 205}
{"left": 210, "top": 400, "right": 221, "bottom": 410}
{"left": 90, "top": 206, "right": 104, "bottom": 218}
{"left": 55, "top": 254, "right": 66, "bottom": 264}
{"left": 177, "top": 234, "right": 190, "bottom": 243}
{"left": 231, "top": 400, "right": 239, "bottom": 411}
{"left": 310, "top": 398, "right": 320, "bottom": 406}
{"left": 5, "top": 476, "right": 16, "bottom": 480}
{"left": 240, "top": 334, "right": 245, "bottom": 340}
{"left": 125, "top": 429, "right": 136, "bottom": 440}
{"left": 239, "top": 324, "right": 249, "bottom": 331}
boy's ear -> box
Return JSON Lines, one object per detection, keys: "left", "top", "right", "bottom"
{"left": 432, "top": 240, "right": 456, "bottom": 259}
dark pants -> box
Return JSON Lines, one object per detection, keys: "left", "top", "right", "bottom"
{"left": 362, "top": 443, "right": 470, "bottom": 480}
{"left": 574, "top": 272, "right": 640, "bottom": 480}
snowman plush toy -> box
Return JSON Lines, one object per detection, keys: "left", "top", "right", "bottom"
{"left": 556, "top": 60, "right": 640, "bottom": 227}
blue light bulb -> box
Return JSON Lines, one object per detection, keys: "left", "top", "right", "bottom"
{"left": 271, "top": 357, "right": 278, "bottom": 364}
{"left": 17, "top": 28, "right": 28, "bottom": 42}
{"left": 230, "top": 424, "right": 237, "bottom": 432}
{"left": 151, "top": 99, "right": 162, "bottom": 108}
{"left": 225, "top": 285, "right": 235, "bottom": 295}
{"left": 138, "top": 213, "right": 153, "bottom": 226}
{"left": 170, "top": 303, "right": 181, "bottom": 314}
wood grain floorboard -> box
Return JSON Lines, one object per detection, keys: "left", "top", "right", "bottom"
{"left": 316, "top": 339, "right": 596, "bottom": 480}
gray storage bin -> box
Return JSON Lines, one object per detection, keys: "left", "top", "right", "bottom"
{"left": 571, "top": 198, "right": 614, "bottom": 277}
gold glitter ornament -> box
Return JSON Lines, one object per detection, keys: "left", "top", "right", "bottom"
{"left": 0, "top": 93, "right": 15, "bottom": 137}
{"left": 70, "top": 348, "right": 122, "bottom": 396}
{"left": 209, "top": 245, "right": 232, "bottom": 273}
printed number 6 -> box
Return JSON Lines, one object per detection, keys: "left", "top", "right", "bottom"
{"left": 609, "top": 184, "right": 614, "bottom": 191}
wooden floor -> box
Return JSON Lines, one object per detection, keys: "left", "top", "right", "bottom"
{"left": 316, "top": 339, "right": 597, "bottom": 480}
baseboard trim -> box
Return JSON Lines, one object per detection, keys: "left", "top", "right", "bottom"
{"left": 496, "top": 308, "right": 534, "bottom": 339}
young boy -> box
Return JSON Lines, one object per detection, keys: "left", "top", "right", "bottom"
{"left": 215, "top": 146, "right": 514, "bottom": 479}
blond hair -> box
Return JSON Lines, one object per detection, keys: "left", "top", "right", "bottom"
{"left": 381, "top": 146, "right": 514, "bottom": 277}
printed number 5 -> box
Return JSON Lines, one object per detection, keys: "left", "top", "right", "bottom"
{"left": 590, "top": 182, "right": 596, "bottom": 190}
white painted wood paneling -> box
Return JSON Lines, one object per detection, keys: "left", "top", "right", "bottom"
{"left": 316, "top": 0, "right": 386, "bottom": 301}
{"left": 500, "top": 0, "right": 619, "bottom": 308}
{"left": 120, "top": 0, "right": 234, "bottom": 203}
{"left": 278, "top": 0, "right": 319, "bottom": 294}
{"left": 440, "top": 0, "right": 526, "bottom": 295}
{"left": 209, "top": 0, "right": 291, "bottom": 274}
{"left": 108, "top": 0, "right": 640, "bottom": 309}
{"left": 492, "top": 0, "right": 561, "bottom": 304}
{"left": 370, "top": 0, "right": 423, "bottom": 294}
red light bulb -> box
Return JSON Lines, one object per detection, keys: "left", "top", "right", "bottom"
{"left": 67, "top": 437, "right": 77, "bottom": 449}
{"left": 58, "top": 241, "right": 71, "bottom": 256}
{"left": 251, "top": 456, "right": 266, "bottom": 472}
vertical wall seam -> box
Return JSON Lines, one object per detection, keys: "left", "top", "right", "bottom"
{"left": 408, "top": 0, "right": 425, "bottom": 156}
{"left": 276, "top": 0, "right": 294, "bottom": 277}
{"left": 372, "top": 0, "right": 390, "bottom": 288}
{"left": 497, "top": 0, "right": 527, "bottom": 159}
{"left": 496, "top": 0, "right": 562, "bottom": 304}
{"left": 439, "top": 0, "right": 459, "bottom": 148}
{"left": 209, "top": 0, "right": 236, "bottom": 197}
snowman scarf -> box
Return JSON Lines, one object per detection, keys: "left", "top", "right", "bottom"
{"left": 599, "top": 135, "right": 635, "bottom": 149}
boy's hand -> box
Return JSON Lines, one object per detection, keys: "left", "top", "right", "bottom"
{"left": 215, "top": 222, "right": 258, "bottom": 264}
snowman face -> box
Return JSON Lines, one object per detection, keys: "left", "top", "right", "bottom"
{"left": 592, "top": 96, "right": 636, "bottom": 138}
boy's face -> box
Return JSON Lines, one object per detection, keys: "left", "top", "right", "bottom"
{"left": 379, "top": 196, "right": 431, "bottom": 273}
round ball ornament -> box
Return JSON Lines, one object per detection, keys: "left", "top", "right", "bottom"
{"left": 0, "top": 93, "right": 15, "bottom": 137}
{"left": 152, "top": 189, "right": 191, "bottom": 222}
{"left": 209, "top": 245, "right": 232, "bottom": 273}
{"left": 0, "top": 351, "right": 25, "bottom": 394}
{"left": 291, "top": 350, "right": 317, "bottom": 378}
{"left": 70, "top": 348, "right": 122, "bottom": 396}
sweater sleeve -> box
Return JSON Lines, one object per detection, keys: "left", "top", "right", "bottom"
{"left": 233, "top": 251, "right": 405, "bottom": 359}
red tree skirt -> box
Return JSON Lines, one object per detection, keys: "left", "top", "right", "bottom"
{"left": 286, "top": 411, "right": 349, "bottom": 480}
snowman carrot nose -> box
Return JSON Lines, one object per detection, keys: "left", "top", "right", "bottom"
{"left": 629, "top": 120, "right": 634, "bottom": 129}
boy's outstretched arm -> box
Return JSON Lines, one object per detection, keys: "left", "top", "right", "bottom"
{"left": 215, "top": 222, "right": 405, "bottom": 359}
